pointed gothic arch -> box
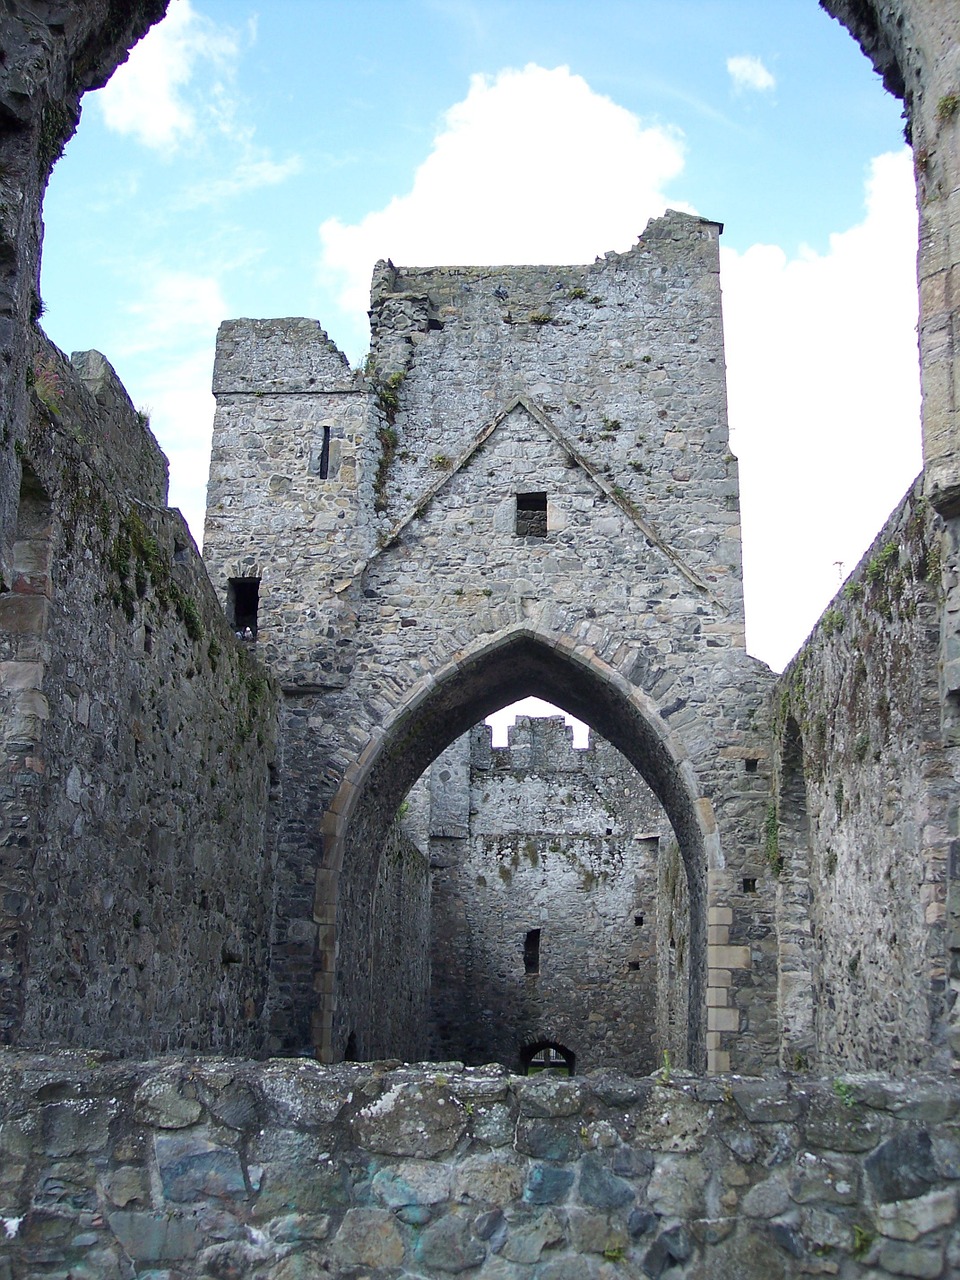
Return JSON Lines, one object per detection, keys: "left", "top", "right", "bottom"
{"left": 313, "top": 622, "right": 718, "bottom": 1070}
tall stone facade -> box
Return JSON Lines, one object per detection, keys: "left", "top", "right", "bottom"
{"left": 204, "top": 213, "right": 776, "bottom": 1073}
{"left": 420, "top": 717, "right": 672, "bottom": 1076}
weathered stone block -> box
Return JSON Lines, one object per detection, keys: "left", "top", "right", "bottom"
{"left": 576, "top": 1153, "right": 635, "bottom": 1210}
{"left": 352, "top": 1080, "right": 467, "bottom": 1157}
{"left": 514, "top": 1117, "right": 581, "bottom": 1162}
{"left": 524, "top": 1164, "right": 575, "bottom": 1205}
{"left": 372, "top": 1158, "right": 452, "bottom": 1207}
{"left": 741, "top": 1174, "right": 790, "bottom": 1218}
{"left": 105, "top": 1212, "right": 201, "bottom": 1263}
{"left": 155, "top": 1132, "right": 246, "bottom": 1202}
{"left": 414, "top": 1210, "right": 486, "bottom": 1272}
{"left": 333, "top": 1207, "right": 405, "bottom": 1269}
{"left": 877, "top": 1238, "right": 946, "bottom": 1278}
{"left": 866, "top": 1131, "right": 938, "bottom": 1203}
{"left": 134, "top": 1076, "right": 203, "bottom": 1130}
{"left": 877, "top": 1188, "right": 958, "bottom": 1241}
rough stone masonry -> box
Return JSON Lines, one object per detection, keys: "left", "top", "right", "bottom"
{"left": 1, "top": 0, "right": 960, "bottom": 1276}
{"left": 203, "top": 212, "right": 776, "bottom": 1073}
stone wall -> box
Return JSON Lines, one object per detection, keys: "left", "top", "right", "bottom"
{"left": 0, "top": 338, "right": 279, "bottom": 1055}
{"left": 203, "top": 214, "right": 776, "bottom": 1071}
{"left": 426, "top": 717, "right": 670, "bottom": 1075}
{"left": 771, "top": 479, "right": 956, "bottom": 1072}
{"left": 2, "top": 1052, "right": 959, "bottom": 1279}
{"left": 364, "top": 821, "right": 432, "bottom": 1064}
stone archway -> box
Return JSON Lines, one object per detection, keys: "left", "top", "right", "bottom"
{"left": 314, "top": 623, "right": 718, "bottom": 1072}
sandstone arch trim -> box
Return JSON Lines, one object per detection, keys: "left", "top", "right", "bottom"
{"left": 313, "top": 621, "right": 719, "bottom": 1071}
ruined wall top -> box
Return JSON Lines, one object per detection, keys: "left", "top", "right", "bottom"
{"left": 69, "top": 348, "right": 168, "bottom": 506}
{"left": 212, "top": 317, "right": 359, "bottom": 396}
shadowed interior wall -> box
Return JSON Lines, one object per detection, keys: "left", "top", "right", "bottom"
{"left": 424, "top": 718, "right": 672, "bottom": 1074}
{"left": 0, "top": 340, "right": 278, "bottom": 1053}
{"left": 772, "top": 482, "right": 953, "bottom": 1071}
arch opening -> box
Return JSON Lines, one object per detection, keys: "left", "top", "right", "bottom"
{"left": 318, "top": 628, "right": 712, "bottom": 1072}
{"left": 520, "top": 1040, "right": 576, "bottom": 1077}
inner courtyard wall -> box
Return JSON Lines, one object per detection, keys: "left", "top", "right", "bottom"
{"left": 771, "top": 480, "right": 956, "bottom": 1073}
{"left": 424, "top": 717, "right": 671, "bottom": 1074}
{"left": 0, "top": 337, "right": 279, "bottom": 1055}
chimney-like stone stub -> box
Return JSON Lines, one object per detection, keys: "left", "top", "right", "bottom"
{"left": 212, "top": 317, "right": 359, "bottom": 396}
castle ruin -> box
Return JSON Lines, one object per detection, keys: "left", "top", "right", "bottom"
{"left": 1, "top": 2, "right": 960, "bottom": 1276}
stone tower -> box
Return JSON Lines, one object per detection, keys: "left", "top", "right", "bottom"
{"left": 204, "top": 211, "right": 775, "bottom": 1072}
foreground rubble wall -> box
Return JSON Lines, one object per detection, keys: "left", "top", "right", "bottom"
{"left": 0, "top": 1053, "right": 958, "bottom": 1279}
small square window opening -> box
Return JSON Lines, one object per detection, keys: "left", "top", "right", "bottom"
{"left": 516, "top": 492, "right": 547, "bottom": 537}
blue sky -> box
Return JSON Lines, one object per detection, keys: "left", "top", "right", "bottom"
{"left": 40, "top": 0, "right": 920, "bottom": 672}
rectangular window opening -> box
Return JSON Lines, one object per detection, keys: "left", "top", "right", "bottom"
{"left": 743, "top": 877, "right": 758, "bottom": 894}
{"left": 745, "top": 758, "right": 759, "bottom": 774}
{"left": 524, "top": 927, "right": 541, "bottom": 975}
{"left": 318, "top": 424, "right": 331, "bottom": 480}
{"left": 516, "top": 492, "right": 547, "bottom": 537}
{"left": 228, "top": 577, "right": 260, "bottom": 639}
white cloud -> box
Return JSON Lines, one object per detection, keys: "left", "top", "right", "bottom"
{"left": 181, "top": 152, "right": 304, "bottom": 206}
{"left": 96, "top": 0, "right": 239, "bottom": 152}
{"left": 135, "top": 349, "right": 218, "bottom": 544}
{"left": 120, "top": 269, "right": 229, "bottom": 354}
{"left": 721, "top": 148, "right": 921, "bottom": 670}
{"left": 727, "top": 55, "right": 776, "bottom": 94}
{"left": 318, "top": 64, "right": 687, "bottom": 343}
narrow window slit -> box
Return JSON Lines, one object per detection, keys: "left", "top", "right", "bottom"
{"left": 523, "top": 927, "right": 541, "bottom": 975}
